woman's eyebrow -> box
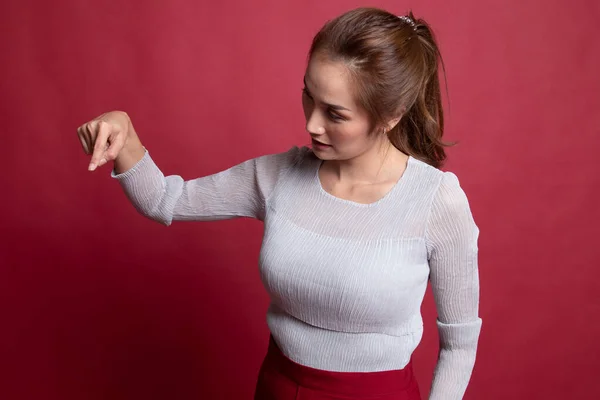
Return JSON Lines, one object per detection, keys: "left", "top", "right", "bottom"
{"left": 303, "top": 76, "right": 352, "bottom": 112}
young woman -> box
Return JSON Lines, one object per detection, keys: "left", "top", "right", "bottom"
{"left": 77, "top": 7, "right": 481, "bottom": 400}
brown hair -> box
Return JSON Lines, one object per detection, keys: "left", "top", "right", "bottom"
{"left": 309, "top": 8, "right": 452, "bottom": 168}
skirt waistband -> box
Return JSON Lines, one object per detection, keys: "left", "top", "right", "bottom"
{"left": 263, "top": 336, "right": 418, "bottom": 397}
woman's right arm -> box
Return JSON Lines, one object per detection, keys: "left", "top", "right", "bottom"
{"left": 77, "top": 111, "right": 300, "bottom": 225}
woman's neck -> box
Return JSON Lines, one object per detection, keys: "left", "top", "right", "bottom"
{"left": 324, "top": 140, "right": 409, "bottom": 185}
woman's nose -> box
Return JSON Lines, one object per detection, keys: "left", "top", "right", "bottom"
{"left": 305, "top": 111, "right": 325, "bottom": 135}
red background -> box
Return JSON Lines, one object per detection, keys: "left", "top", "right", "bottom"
{"left": 2, "top": 0, "right": 599, "bottom": 399}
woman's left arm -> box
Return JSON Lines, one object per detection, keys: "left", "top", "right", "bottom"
{"left": 426, "top": 172, "right": 482, "bottom": 400}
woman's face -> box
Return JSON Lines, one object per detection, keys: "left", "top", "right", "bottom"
{"left": 302, "top": 54, "right": 385, "bottom": 161}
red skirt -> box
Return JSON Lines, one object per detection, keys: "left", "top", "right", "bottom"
{"left": 254, "top": 337, "right": 421, "bottom": 400}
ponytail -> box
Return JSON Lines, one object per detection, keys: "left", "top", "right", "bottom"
{"left": 392, "top": 12, "right": 452, "bottom": 168}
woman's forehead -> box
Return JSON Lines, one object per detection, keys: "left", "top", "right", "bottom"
{"left": 305, "top": 57, "right": 357, "bottom": 110}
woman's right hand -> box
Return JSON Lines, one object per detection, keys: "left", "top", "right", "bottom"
{"left": 77, "top": 110, "right": 134, "bottom": 171}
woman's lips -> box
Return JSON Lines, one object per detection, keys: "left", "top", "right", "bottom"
{"left": 311, "top": 138, "right": 332, "bottom": 149}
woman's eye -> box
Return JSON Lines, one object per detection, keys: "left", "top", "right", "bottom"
{"left": 302, "top": 87, "right": 343, "bottom": 122}
{"left": 328, "top": 111, "right": 343, "bottom": 122}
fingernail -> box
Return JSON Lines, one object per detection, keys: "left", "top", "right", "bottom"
{"left": 99, "top": 158, "right": 107, "bottom": 166}
{"left": 88, "top": 163, "right": 96, "bottom": 171}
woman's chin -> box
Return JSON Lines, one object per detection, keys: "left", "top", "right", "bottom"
{"left": 311, "top": 147, "right": 335, "bottom": 160}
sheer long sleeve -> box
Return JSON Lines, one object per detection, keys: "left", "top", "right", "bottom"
{"left": 426, "top": 172, "right": 482, "bottom": 400}
{"left": 111, "top": 147, "right": 302, "bottom": 225}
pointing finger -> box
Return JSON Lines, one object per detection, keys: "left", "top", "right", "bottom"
{"left": 89, "top": 121, "right": 110, "bottom": 171}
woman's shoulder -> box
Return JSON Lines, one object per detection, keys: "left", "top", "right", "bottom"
{"left": 408, "top": 156, "right": 464, "bottom": 188}
{"left": 248, "top": 146, "right": 317, "bottom": 186}
{"left": 407, "top": 156, "right": 472, "bottom": 210}
{"left": 284, "top": 145, "right": 317, "bottom": 163}
{"left": 256, "top": 145, "right": 316, "bottom": 170}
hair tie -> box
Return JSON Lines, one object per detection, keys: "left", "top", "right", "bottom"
{"left": 398, "top": 15, "right": 417, "bottom": 31}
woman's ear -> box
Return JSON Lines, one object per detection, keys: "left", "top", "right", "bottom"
{"left": 385, "top": 106, "right": 406, "bottom": 132}
{"left": 385, "top": 110, "right": 404, "bottom": 132}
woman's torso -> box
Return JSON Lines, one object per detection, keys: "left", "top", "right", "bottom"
{"left": 257, "top": 148, "right": 444, "bottom": 372}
